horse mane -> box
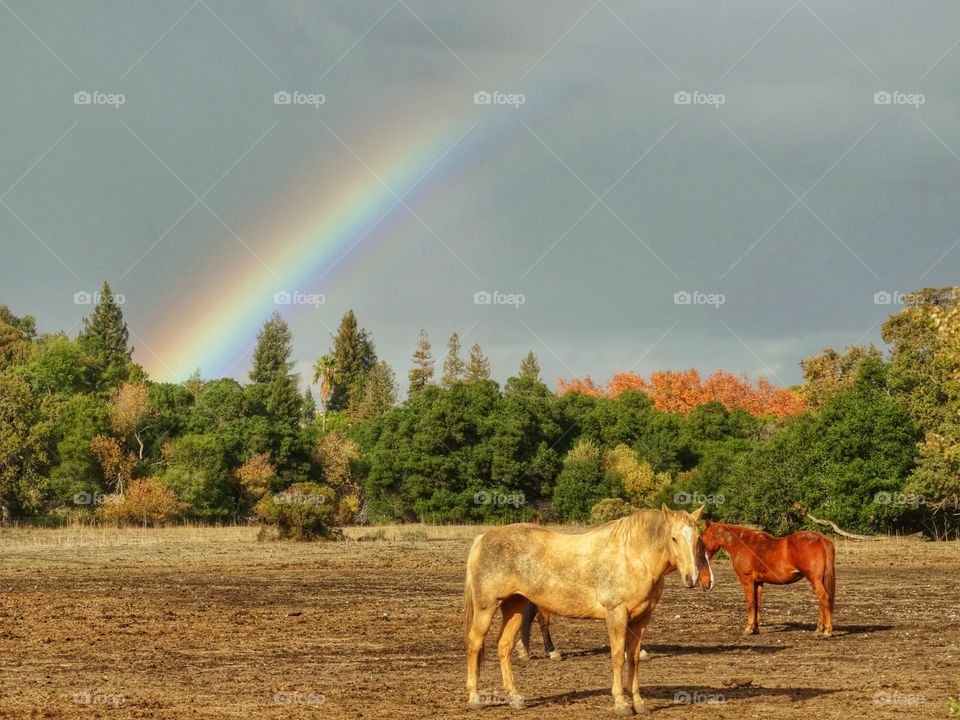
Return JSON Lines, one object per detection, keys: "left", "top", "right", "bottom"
{"left": 716, "top": 522, "right": 773, "bottom": 540}
{"left": 609, "top": 509, "right": 669, "bottom": 550}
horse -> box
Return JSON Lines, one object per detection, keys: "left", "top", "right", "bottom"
{"left": 515, "top": 552, "right": 715, "bottom": 661}
{"left": 701, "top": 520, "right": 835, "bottom": 637}
{"left": 464, "top": 505, "right": 713, "bottom": 715}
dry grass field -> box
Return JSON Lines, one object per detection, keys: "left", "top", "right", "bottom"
{"left": 0, "top": 524, "right": 957, "bottom": 718}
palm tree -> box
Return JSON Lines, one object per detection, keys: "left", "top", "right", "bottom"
{"left": 311, "top": 354, "right": 337, "bottom": 431}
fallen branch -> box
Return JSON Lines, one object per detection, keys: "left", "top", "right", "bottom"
{"left": 805, "top": 512, "right": 883, "bottom": 540}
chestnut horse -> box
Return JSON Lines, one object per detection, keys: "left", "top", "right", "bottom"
{"left": 465, "top": 505, "right": 712, "bottom": 715}
{"left": 702, "top": 520, "right": 835, "bottom": 636}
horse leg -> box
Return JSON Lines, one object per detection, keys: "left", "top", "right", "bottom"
{"left": 467, "top": 604, "right": 497, "bottom": 708}
{"left": 496, "top": 596, "right": 527, "bottom": 708}
{"left": 811, "top": 577, "right": 832, "bottom": 638}
{"left": 756, "top": 583, "right": 764, "bottom": 630}
{"left": 540, "top": 608, "right": 561, "bottom": 660}
{"left": 625, "top": 616, "right": 650, "bottom": 714}
{"left": 740, "top": 577, "right": 758, "bottom": 635}
{"left": 606, "top": 606, "right": 632, "bottom": 715}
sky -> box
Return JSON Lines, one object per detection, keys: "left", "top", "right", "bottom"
{"left": 2, "top": 0, "right": 959, "bottom": 394}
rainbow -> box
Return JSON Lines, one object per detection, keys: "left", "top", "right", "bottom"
{"left": 147, "top": 101, "right": 527, "bottom": 381}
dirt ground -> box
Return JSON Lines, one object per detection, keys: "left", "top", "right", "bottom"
{"left": 0, "top": 525, "right": 957, "bottom": 719}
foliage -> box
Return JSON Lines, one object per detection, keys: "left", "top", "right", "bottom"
{"left": 408, "top": 328, "right": 434, "bottom": 399}
{"left": 96, "top": 477, "right": 186, "bottom": 526}
{"left": 589, "top": 497, "right": 636, "bottom": 524}
{"left": 255, "top": 482, "right": 341, "bottom": 540}
{"left": 441, "top": 332, "right": 466, "bottom": 387}
{"left": 328, "top": 310, "right": 376, "bottom": 411}
{"left": 553, "top": 440, "right": 623, "bottom": 522}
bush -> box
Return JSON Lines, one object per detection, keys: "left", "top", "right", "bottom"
{"left": 254, "top": 482, "right": 341, "bottom": 540}
{"left": 96, "top": 477, "right": 187, "bottom": 526}
{"left": 589, "top": 498, "right": 635, "bottom": 524}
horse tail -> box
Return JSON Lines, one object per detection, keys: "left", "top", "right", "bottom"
{"left": 823, "top": 538, "right": 836, "bottom": 611}
{"left": 464, "top": 536, "right": 484, "bottom": 674}
{"left": 520, "top": 601, "right": 537, "bottom": 656}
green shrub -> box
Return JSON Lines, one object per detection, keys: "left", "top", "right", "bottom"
{"left": 254, "top": 482, "right": 341, "bottom": 540}
{"left": 589, "top": 498, "right": 636, "bottom": 524}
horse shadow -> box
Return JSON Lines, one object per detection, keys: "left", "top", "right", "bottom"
{"left": 530, "top": 683, "right": 837, "bottom": 710}
{"left": 770, "top": 621, "right": 892, "bottom": 636}
{"left": 539, "top": 643, "right": 786, "bottom": 660}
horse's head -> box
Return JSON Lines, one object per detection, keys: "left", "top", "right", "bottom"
{"left": 702, "top": 519, "right": 723, "bottom": 559}
{"left": 661, "top": 504, "right": 713, "bottom": 590}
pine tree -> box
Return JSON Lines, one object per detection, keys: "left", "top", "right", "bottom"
{"left": 78, "top": 281, "right": 134, "bottom": 388}
{"left": 408, "top": 328, "right": 434, "bottom": 399}
{"left": 465, "top": 343, "right": 491, "bottom": 382}
{"left": 329, "top": 310, "right": 377, "bottom": 411}
{"left": 249, "top": 312, "right": 294, "bottom": 384}
{"left": 301, "top": 387, "right": 317, "bottom": 422}
{"left": 441, "top": 332, "right": 466, "bottom": 387}
{"left": 353, "top": 361, "right": 398, "bottom": 420}
{"left": 519, "top": 351, "right": 541, "bottom": 382}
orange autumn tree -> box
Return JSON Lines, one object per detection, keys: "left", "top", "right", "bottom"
{"left": 558, "top": 369, "right": 805, "bottom": 418}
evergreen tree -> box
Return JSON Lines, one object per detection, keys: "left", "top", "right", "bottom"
{"left": 78, "top": 281, "right": 134, "bottom": 388}
{"left": 353, "top": 361, "right": 398, "bottom": 420}
{"left": 301, "top": 387, "right": 317, "bottom": 422}
{"left": 329, "top": 310, "right": 377, "bottom": 411}
{"left": 408, "top": 328, "right": 434, "bottom": 399}
{"left": 519, "top": 351, "right": 541, "bottom": 382}
{"left": 249, "top": 312, "right": 293, "bottom": 384}
{"left": 441, "top": 332, "right": 466, "bottom": 387}
{"left": 465, "top": 342, "right": 491, "bottom": 382}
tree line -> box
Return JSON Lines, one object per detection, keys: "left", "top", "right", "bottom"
{"left": 1, "top": 283, "right": 958, "bottom": 537}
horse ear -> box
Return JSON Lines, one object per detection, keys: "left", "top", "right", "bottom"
{"left": 660, "top": 503, "right": 672, "bottom": 516}
{"left": 704, "top": 518, "right": 712, "bottom": 527}
{"left": 690, "top": 505, "right": 705, "bottom": 522}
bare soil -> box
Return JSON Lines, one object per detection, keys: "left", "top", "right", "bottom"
{"left": 0, "top": 525, "right": 957, "bottom": 719}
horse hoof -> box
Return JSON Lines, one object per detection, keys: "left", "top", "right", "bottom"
{"left": 638, "top": 649, "right": 650, "bottom": 661}
{"left": 614, "top": 703, "right": 634, "bottom": 716}
{"left": 821, "top": 630, "right": 833, "bottom": 638}
{"left": 742, "top": 628, "right": 757, "bottom": 636}
{"left": 634, "top": 701, "right": 650, "bottom": 715}
{"left": 467, "top": 700, "right": 484, "bottom": 710}
{"left": 549, "top": 650, "right": 563, "bottom": 661}
{"left": 509, "top": 696, "right": 526, "bottom": 710}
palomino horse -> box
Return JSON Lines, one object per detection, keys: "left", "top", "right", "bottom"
{"left": 702, "top": 520, "right": 835, "bottom": 636}
{"left": 464, "top": 505, "right": 712, "bottom": 715}
{"left": 516, "top": 554, "right": 714, "bottom": 660}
